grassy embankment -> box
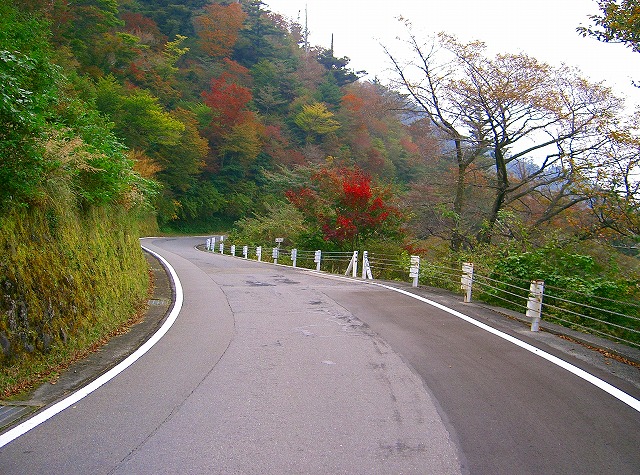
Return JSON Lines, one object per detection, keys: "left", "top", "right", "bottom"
{"left": 0, "top": 203, "right": 151, "bottom": 399}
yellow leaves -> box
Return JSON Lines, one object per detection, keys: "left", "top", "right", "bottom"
{"left": 220, "top": 120, "right": 262, "bottom": 165}
{"left": 294, "top": 102, "right": 341, "bottom": 136}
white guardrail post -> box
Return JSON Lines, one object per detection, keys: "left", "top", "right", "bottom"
{"left": 409, "top": 255, "right": 420, "bottom": 287}
{"left": 242, "top": 245, "right": 248, "bottom": 259}
{"left": 345, "top": 251, "right": 358, "bottom": 277}
{"left": 314, "top": 250, "right": 321, "bottom": 271}
{"left": 272, "top": 247, "right": 279, "bottom": 264}
{"left": 291, "top": 249, "right": 297, "bottom": 268}
{"left": 230, "top": 245, "right": 236, "bottom": 257}
{"left": 362, "top": 251, "right": 373, "bottom": 280}
{"left": 256, "top": 246, "right": 262, "bottom": 262}
{"left": 461, "top": 262, "right": 474, "bottom": 303}
{"left": 527, "top": 280, "right": 545, "bottom": 331}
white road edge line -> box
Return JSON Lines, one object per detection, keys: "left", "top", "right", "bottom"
{"left": 210, "top": 249, "right": 640, "bottom": 413}
{"left": 0, "top": 246, "right": 184, "bottom": 448}
{"left": 201, "top": 248, "right": 640, "bottom": 412}
{"left": 371, "top": 282, "right": 640, "bottom": 413}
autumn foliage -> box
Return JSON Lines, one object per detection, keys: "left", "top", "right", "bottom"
{"left": 285, "top": 167, "right": 403, "bottom": 248}
{"left": 202, "top": 64, "right": 254, "bottom": 134}
{"left": 194, "top": 2, "right": 246, "bottom": 59}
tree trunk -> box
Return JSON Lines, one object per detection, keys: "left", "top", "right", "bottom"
{"left": 450, "top": 138, "right": 466, "bottom": 253}
{"left": 478, "top": 146, "right": 509, "bottom": 244}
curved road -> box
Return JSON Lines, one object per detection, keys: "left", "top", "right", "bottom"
{"left": 1, "top": 237, "right": 639, "bottom": 474}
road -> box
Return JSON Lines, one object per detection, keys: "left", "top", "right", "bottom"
{"left": 1, "top": 236, "right": 639, "bottom": 474}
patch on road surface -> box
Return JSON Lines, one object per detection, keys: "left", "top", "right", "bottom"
{"left": 245, "top": 280, "right": 275, "bottom": 287}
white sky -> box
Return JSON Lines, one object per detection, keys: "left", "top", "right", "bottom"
{"left": 265, "top": 0, "right": 640, "bottom": 111}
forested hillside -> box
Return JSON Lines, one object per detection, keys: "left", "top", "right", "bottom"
{"left": 49, "top": 0, "right": 430, "bottom": 234}
{"left": 1, "top": 0, "right": 638, "bottom": 386}
{"left": 8, "top": 0, "right": 637, "bottom": 253}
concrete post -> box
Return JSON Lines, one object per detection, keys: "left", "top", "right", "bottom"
{"left": 345, "top": 251, "right": 358, "bottom": 277}
{"left": 362, "top": 251, "right": 373, "bottom": 280}
{"left": 409, "top": 256, "right": 420, "bottom": 288}
{"left": 527, "top": 280, "right": 545, "bottom": 332}
{"left": 256, "top": 246, "right": 262, "bottom": 262}
{"left": 314, "top": 250, "right": 321, "bottom": 271}
{"left": 461, "top": 262, "right": 474, "bottom": 303}
{"left": 243, "top": 245, "right": 248, "bottom": 259}
{"left": 291, "top": 249, "right": 297, "bottom": 268}
{"left": 230, "top": 245, "right": 236, "bottom": 257}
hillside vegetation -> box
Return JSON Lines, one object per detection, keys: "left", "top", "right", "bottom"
{"left": 1, "top": 0, "right": 639, "bottom": 390}
{"left": 0, "top": 1, "right": 153, "bottom": 395}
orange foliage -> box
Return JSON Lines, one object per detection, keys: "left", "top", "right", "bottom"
{"left": 194, "top": 2, "right": 246, "bottom": 59}
{"left": 342, "top": 93, "right": 364, "bottom": 112}
{"left": 129, "top": 150, "right": 163, "bottom": 178}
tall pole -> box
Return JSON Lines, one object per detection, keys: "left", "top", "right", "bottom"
{"left": 304, "top": 3, "right": 309, "bottom": 54}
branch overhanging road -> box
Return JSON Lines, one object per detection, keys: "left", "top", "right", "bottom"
{"left": 1, "top": 236, "right": 638, "bottom": 475}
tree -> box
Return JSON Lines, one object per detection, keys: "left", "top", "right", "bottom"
{"left": 120, "top": 0, "right": 209, "bottom": 40}
{"left": 233, "top": 0, "right": 289, "bottom": 67}
{"left": 384, "top": 27, "right": 622, "bottom": 250}
{"left": 194, "top": 2, "right": 246, "bottom": 59}
{"left": 95, "top": 76, "right": 184, "bottom": 151}
{"left": 120, "top": 13, "right": 188, "bottom": 106}
{"left": 201, "top": 60, "right": 262, "bottom": 174}
{"left": 154, "top": 107, "right": 208, "bottom": 193}
{"left": 285, "top": 166, "right": 403, "bottom": 249}
{"left": 338, "top": 81, "right": 428, "bottom": 179}
{"left": 578, "top": 1, "right": 640, "bottom": 85}
{"left": 294, "top": 102, "right": 340, "bottom": 142}
{"left": 579, "top": 112, "right": 640, "bottom": 239}
{"left": 30, "top": 0, "right": 124, "bottom": 75}
{"left": 251, "top": 59, "right": 297, "bottom": 116}
{"left": 316, "top": 47, "right": 365, "bottom": 86}
{"left": 578, "top": 1, "right": 640, "bottom": 52}
{"left": 0, "top": 3, "right": 60, "bottom": 206}
{"left": 202, "top": 69, "right": 253, "bottom": 136}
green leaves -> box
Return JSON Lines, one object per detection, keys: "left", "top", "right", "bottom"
{"left": 95, "top": 77, "right": 184, "bottom": 149}
{"left": 0, "top": 4, "right": 60, "bottom": 207}
{"left": 578, "top": 0, "right": 640, "bottom": 53}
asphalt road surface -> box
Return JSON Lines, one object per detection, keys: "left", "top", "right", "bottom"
{"left": 1, "top": 236, "right": 639, "bottom": 474}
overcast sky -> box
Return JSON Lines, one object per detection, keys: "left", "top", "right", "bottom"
{"left": 265, "top": 0, "right": 640, "bottom": 111}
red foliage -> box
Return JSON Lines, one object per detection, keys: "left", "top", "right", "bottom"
{"left": 342, "top": 93, "right": 364, "bottom": 112}
{"left": 202, "top": 70, "right": 253, "bottom": 134}
{"left": 285, "top": 188, "right": 318, "bottom": 215}
{"left": 122, "top": 12, "right": 165, "bottom": 43}
{"left": 400, "top": 135, "right": 419, "bottom": 155}
{"left": 341, "top": 168, "right": 372, "bottom": 209}
{"left": 286, "top": 166, "right": 401, "bottom": 246}
{"left": 323, "top": 215, "right": 358, "bottom": 242}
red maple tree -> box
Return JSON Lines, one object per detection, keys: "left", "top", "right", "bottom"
{"left": 286, "top": 166, "right": 402, "bottom": 248}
